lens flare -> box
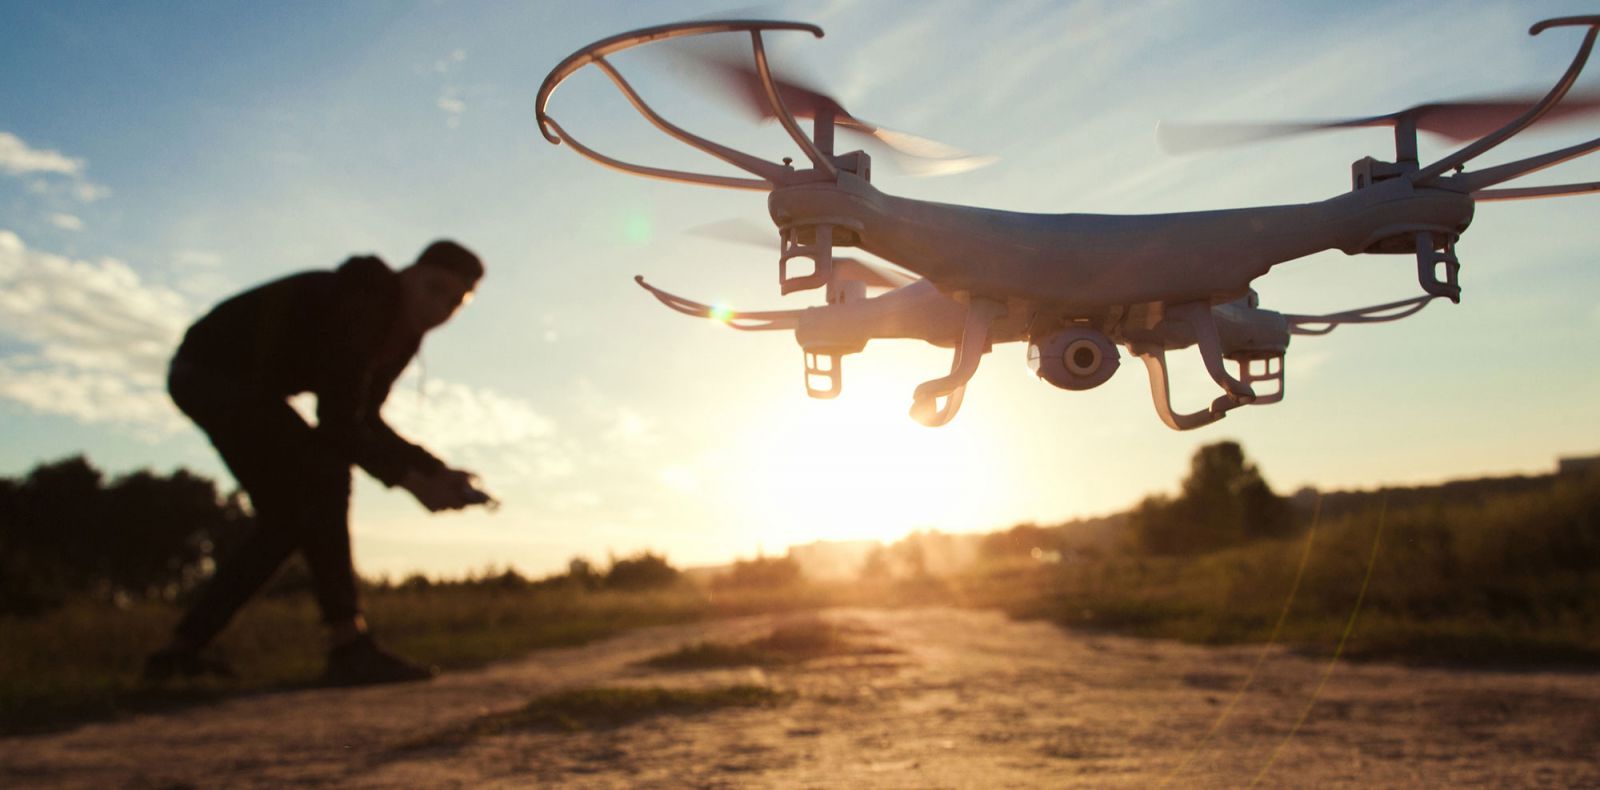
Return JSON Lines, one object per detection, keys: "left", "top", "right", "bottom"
{"left": 621, "top": 211, "right": 653, "bottom": 246}
{"left": 710, "top": 303, "right": 734, "bottom": 323}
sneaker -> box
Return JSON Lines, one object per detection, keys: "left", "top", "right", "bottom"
{"left": 143, "top": 646, "right": 237, "bottom": 683}
{"left": 323, "top": 634, "right": 437, "bottom": 687}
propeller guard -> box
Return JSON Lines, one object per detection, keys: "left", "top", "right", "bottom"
{"left": 1283, "top": 294, "right": 1436, "bottom": 336}
{"left": 537, "top": 20, "right": 844, "bottom": 192}
{"left": 633, "top": 276, "right": 801, "bottom": 331}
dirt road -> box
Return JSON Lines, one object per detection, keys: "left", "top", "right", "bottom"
{"left": 3, "top": 607, "right": 1598, "bottom": 788}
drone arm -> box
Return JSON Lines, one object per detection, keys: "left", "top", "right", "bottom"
{"left": 545, "top": 118, "right": 771, "bottom": 191}
{"left": 589, "top": 58, "right": 790, "bottom": 184}
{"left": 1414, "top": 17, "right": 1600, "bottom": 185}
{"left": 634, "top": 276, "right": 801, "bottom": 330}
{"left": 1283, "top": 294, "right": 1435, "bottom": 336}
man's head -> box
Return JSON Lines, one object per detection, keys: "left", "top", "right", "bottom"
{"left": 398, "top": 240, "right": 482, "bottom": 333}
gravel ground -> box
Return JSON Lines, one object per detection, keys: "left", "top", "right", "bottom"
{"left": 3, "top": 607, "right": 1598, "bottom": 788}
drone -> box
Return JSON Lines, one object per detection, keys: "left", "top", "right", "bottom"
{"left": 537, "top": 17, "right": 1600, "bottom": 430}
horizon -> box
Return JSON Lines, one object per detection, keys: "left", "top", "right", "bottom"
{"left": 3, "top": 0, "right": 1598, "bottom": 580}
{"left": 10, "top": 441, "right": 1594, "bottom": 583}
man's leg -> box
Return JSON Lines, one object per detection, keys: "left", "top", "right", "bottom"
{"left": 290, "top": 450, "right": 436, "bottom": 685}
{"left": 168, "top": 520, "right": 298, "bottom": 652}
{"left": 152, "top": 371, "right": 322, "bottom": 675}
{"left": 292, "top": 454, "right": 364, "bottom": 642}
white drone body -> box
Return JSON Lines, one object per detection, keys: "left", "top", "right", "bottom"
{"left": 537, "top": 17, "right": 1600, "bottom": 429}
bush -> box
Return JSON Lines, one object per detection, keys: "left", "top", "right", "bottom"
{"left": 1129, "top": 441, "right": 1293, "bottom": 555}
{"left": 603, "top": 552, "right": 680, "bottom": 591}
{"left": 712, "top": 555, "right": 803, "bottom": 591}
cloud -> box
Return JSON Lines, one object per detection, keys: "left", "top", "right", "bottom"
{"left": 70, "top": 181, "right": 111, "bottom": 203}
{"left": 0, "top": 362, "right": 179, "bottom": 431}
{"left": 604, "top": 407, "right": 654, "bottom": 444}
{"left": 437, "top": 88, "right": 465, "bottom": 128}
{"left": 381, "top": 373, "right": 556, "bottom": 453}
{"left": 378, "top": 371, "right": 575, "bottom": 491}
{"left": 421, "top": 49, "right": 470, "bottom": 128}
{"left": 1, "top": 130, "right": 110, "bottom": 203}
{"left": 47, "top": 213, "right": 84, "bottom": 231}
{"left": 173, "top": 250, "right": 223, "bottom": 268}
{"left": 430, "top": 49, "right": 466, "bottom": 75}
{"left": 0, "top": 230, "right": 190, "bottom": 433}
{"left": 0, "top": 230, "right": 567, "bottom": 480}
{"left": 0, "top": 131, "right": 83, "bottom": 176}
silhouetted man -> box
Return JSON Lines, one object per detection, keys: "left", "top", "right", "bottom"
{"left": 146, "top": 240, "right": 485, "bottom": 686}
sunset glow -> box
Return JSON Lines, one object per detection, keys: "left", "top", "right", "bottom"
{"left": 0, "top": 1, "right": 1595, "bottom": 580}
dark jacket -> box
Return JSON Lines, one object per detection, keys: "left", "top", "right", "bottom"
{"left": 173, "top": 256, "right": 444, "bottom": 486}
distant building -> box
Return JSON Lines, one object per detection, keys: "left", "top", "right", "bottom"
{"left": 1557, "top": 455, "right": 1600, "bottom": 477}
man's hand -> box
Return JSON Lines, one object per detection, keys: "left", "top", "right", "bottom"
{"left": 400, "top": 467, "right": 476, "bottom": 512}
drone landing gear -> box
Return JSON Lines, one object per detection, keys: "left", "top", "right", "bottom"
{"left": 1415, "top": 231, "right": 1462, "bottom": 303}
{"left": 1135, "top": 301, "right": 1258, "bottom": 431}
{"left": 1232, "top": 354, "right": 1285, "bottom": 405}
{"left": 1136, "top": 350, "right": 1235, "bottom": 431}
{"left": 804, "top": 350, "right": 843, "bottom": 399}
{"left": 780, "top": 223, "right": 834, "bottom": 295}
{"left": 910, "top": 296, "right": 1006, "bottom": 427}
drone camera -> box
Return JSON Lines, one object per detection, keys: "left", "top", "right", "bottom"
{"left": 1028, "top": 327, "right": 1120, "bottom": 391}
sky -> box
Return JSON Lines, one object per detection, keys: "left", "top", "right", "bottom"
{"left": 1, "top": 0, "right": 1597, "bottom": 579}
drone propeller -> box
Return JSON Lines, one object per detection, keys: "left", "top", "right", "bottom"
{"left": 688, "top": 219, "right": 918, "bottom": 290}
{"left": 668, "top": 41, "right": 994, "bottom": 174}
{"left": 1158, "top": 91, "right": 1600, "bottom": 154}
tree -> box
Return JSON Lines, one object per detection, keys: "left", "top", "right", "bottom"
{"left": 603, "top": 551, "right": 680, "bottom": 591}
{"left": 713, "top": 554, "right": 803, "bottom": 591}
{"left": 1130, "top": 441, "right": 1293, "bottom": 555}
{"left": 101, "top": 468, "right": 237, "bottom": 599}
{"left": 0, "top": 456, "right": 252, "bottom": 614}
{"left": 857, "top": 546, "right": 892, "bottom": 581}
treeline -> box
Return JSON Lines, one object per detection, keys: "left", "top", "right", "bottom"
{"left": 873, "top": 440, "right": 1301, "bottom": 574}
{"left": 962, "top": 442, "right": 1600, "bottom": 661}
{"left": 0, "top": 450, "right": 805, "bottom": 617}
{"left": 0, "top": 456, "right": 254, "bottom": 615}
{"left": 375, "top": 552, "right": 684, "bottom": 594}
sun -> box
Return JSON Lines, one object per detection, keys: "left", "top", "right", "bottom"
{"left": 723, "top": 350, "right": 1013, "bottom": 548}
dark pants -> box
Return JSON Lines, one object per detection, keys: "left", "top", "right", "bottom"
{"left": 168, "top": 361, "right": 359, "bottom": 648}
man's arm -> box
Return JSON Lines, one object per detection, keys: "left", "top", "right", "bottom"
{"left": 314, "top": 256, "right": 447, "bottom": 489}
{"left": 316, "top": 358, "right": 446, "bottom": 488}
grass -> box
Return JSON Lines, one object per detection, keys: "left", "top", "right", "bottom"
{"left": 961, "top": 472, "right": 1600, "bottom": 665}
{"left": 399, "top": 684, "right": 792, "bottom": 752}
{"left": 7, "top": 470, "right": 1595, "bottom": 735}
{"left": 642, "top": 618, "right": 897, "bottom": 669}
{"left": 0, "top": 586, "right": 712, "bottom": 735}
